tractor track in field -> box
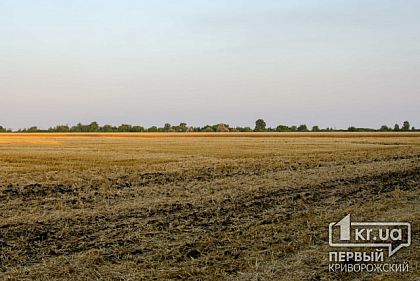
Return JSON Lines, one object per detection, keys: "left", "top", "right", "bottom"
{"left": 1, "top": 153, "right": 419, "bottom": 202}
{"left": 1, "top": 163, "right": 419, "bottom": 273}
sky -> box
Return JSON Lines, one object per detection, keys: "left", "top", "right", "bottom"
{"left": 1, "top": 0, "right": 419, "bottom": 130}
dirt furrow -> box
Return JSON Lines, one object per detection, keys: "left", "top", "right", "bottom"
{"left": 1, "top": 166, "right": 419, "bottom": 273}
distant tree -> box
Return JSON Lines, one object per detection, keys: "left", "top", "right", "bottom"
{"left": 379, "top": 125, "right": 390, "bottom": 131}
{"left": 147, "top": 126, "right": 158, "bottom": 132}
{"left": 276, "top": 125, "right": 289, "bottom": 132}
{"left": 118, "top": 124, "right": 132, "bottom": 132}
{"left": 297, "top": 124, "right": 308, "bottom": 132}
{"left": 56, "top": 125, "right": 70, "bottom": 132}
{"left": 236, "top": 126, "right": 252, "bottom": 132}
{"left": 88, "top": 121, "right": 99, "bottom": 132}
{"left": 412, "top": 126, "right": 416, "bottom": 131}
{"left": 402, "top": 121, "right": 410, "bottom": 131}
{"left": 101, "top": 124, "right": 115, "bottom": 132}
{"left": 172, "top": 123, "right": 188, "bottom": 132}
{"left": 72, "top": 123, "right": 83, "bottom": 132}
{"left": 348, "top": 127, "right": 375, "bottom": 132}
{"left": 163, "top": 123, "right": 171, "bottom": 132}
{"left": 178, "top": 123, "right": 187, "bottom": 132}
{"left": 5, "top": 120, "right": 408, "bottom": 133}
{"left": 27, "top": 126, "right": 39, "bottom": 132}
{"left": 254, "top": 119, "right": 266, "bottom": 132}
{"left": 131, "top": 126, "right": 144, "bottom": 132}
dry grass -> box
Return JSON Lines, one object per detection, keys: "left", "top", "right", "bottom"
{"left": 0, "top": 133, "right": 419, "bottom": 280}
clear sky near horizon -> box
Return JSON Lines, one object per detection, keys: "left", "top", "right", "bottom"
{"left": 1, "top": 0, "right": 419, "bottom": 130}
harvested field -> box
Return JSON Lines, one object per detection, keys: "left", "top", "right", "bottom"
{"left": 0, "top": 133, "right": 419, "bottom": 280}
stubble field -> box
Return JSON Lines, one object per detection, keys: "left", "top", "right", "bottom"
{"left": 0, "top": 132, "right": 419, "bottom": 280}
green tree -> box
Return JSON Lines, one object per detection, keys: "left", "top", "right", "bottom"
{"left": 379, "top": 125, "right": 390, "bottom": 131}
{"left": 48, "top": 125, "right": 70, "bottom": 132}
{"left": 72, "top": 123, "right": 83, "bottom": 132}
{"left": 297, "top": 124, "right": 308, "bottom": 131}
{"left": 402, "top": 121, "right": 410, "bottom": 131}
{"left": 276, "top": 125, "right": 289, "bottom": 132}
{"left": 236, "top": 126, "right": 252, "bottom": 132}
{"left": 163, "top": 123, "right": 171, "bottom": 132}
{"left": 311, "top": 125, "right": 320, "bottom": 132}
{"left": 394, "top": 124, "right": 400, "bottom": 131}
{"left": 88, "top": 122, "right": 99, "bottom": 132}
{"left": 254, "top": 119, "right": 266, "bottom": 132}
{"left": 131, "top": 126, "right": 144, "bottom": 132}
{"left": 101, "top": 124, "right": 115, "bottom": 132}
{"left": 148, "top": 126, "right": 158, "bottom": 132}
{"left": 118, "top": 124, "right": 132, "bottom": 132}
{"left": 176, "top": 123, "right": 187, "bottom": 132}
{"left": 27, "top": 126, "right": 39, "bottom": 132}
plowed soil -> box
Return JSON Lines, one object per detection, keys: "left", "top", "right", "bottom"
{"left": 0, "top": 133, "right": 419, "bottom": 280}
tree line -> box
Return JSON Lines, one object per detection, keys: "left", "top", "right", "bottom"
{"left": 0, "top": 119, "right": 416, "bottom": 133}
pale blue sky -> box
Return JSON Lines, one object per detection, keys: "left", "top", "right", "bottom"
{"left": 1, "top": 0, "right": 419, "bottom": 129}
